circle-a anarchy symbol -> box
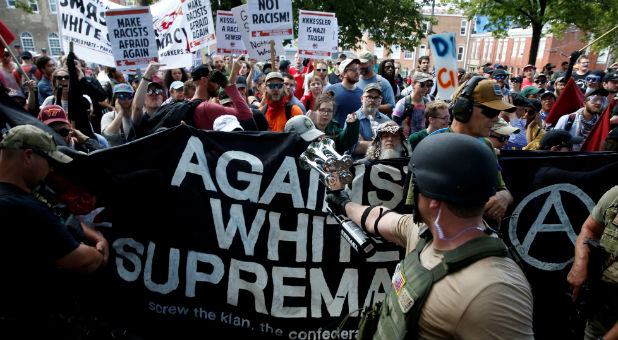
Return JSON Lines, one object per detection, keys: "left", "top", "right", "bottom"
{"left": 508, "top": 183, "right": 596, "bottom": 271}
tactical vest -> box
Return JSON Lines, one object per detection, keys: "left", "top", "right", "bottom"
{"left": 373, "top": 228, "right": 508, "bottom": 340}
{"left": 600, "top": 198, "right": 618, "bottom": 284}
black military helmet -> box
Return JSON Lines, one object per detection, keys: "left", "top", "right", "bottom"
{"left": 410, "top": 133, "right": 497, "bottom": 204}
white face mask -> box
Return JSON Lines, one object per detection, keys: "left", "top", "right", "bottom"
{"left": 432, "top": 202, "right": 486, "bottom": 241}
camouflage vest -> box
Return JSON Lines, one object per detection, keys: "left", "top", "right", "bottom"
{"left": 600, "top": 198, "right": 618, "bottom": 284}
{"left": 372, "top": 228, "right": 508, "bottom": 340}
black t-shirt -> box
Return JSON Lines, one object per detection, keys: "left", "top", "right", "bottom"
{"left": 0, "top": 182, "right": 79, "bottom": 318}
{"left": 571, "top": 71, "right": 590, "bottom": 93}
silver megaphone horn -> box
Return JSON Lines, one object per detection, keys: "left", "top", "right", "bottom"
{"left": 319, "top": 138, "right": 353, "bottom": 169}
{"left": 306, "top": 142, "right": 340, "bottom": 171}
{"left": 299, "top": 153, "right": 337, "bottom": 186}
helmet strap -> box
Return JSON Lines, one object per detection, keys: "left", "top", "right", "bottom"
{"left": 432, "top": 203, "right": 487, "bottom": 241}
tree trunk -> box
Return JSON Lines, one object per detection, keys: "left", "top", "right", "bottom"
{"left": 528, "top": 22, "right": 543, "bottom": 66}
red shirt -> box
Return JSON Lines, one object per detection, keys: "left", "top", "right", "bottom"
{"left": 193, "top": 84, "right": 253, "bottom": 130}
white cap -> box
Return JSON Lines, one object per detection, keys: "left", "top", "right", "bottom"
{"left": 213, "top": 115, "right": 244, "bottom": 132}
{"left": 284, "top": 115, "right": 324, "bottom": 142}
{"left": 338, "top": 58, "right": 360, "bottom": 74}
{"left": 170, "top": 81, "right": 184, "bottom": 90}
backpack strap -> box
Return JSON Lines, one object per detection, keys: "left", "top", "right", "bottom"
{"left": 565, "top": 113, "right": 577, "bottom": 131}
{"left": 429, "top": 236, "right": 508, "bottom": 280}
{"left": 285, "top": 102, "right": 294, "bottom": 120}
{"left": 261, "top": 104, "right": 268, "bottom": 115}
{"left": 403, "top": 95, "right": 413, "bottom": 118}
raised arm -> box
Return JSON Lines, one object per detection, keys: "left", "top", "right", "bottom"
{"left": 132, "top": 62, "right": 161, "bottom": 126}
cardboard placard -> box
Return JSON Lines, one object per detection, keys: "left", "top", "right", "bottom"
{"left": 180, "top": 0, "right": 216, "bottom": 52}
{"left": 297, "top": 10, "right": 336, "bottom": 58}
{"left": 246, "top": 0, "right": 293, "bottom": 40}
{"left": 215, "top": 11, "right": 247, "bottom": 56}
{"left": 231, "top": 4, "right": 284, "bottom": 61}
{"left": 106, "top": 7, "right": 159, "bottom": 71}
{"left": 428, "top": 33, "right": 459, "bottom": 100}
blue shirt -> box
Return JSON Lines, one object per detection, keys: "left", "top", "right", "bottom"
{"left": 37, "top": 76, "right": 53, "bottom": 106}
{"left": 288, "top": 95, "right": 307, "bottom": 114}
{"left": 506, "top": 118, "right": 527, "bottom": 149}
{"left": 351, "top": 108, "right": 392, "bottom": 141}
{"left": 357, "top": 74, "right": 396, "bottom": 110}
{"left": 323, "top": 83, "right": 363, "bottom": 125}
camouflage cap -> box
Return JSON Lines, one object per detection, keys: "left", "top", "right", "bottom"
{"left": 0, "top": 125, "right": 72, "bottom": 163}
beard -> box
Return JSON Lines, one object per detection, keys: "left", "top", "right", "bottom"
{"left": 586, "top": 102, "right": 603, "bottom": 115}
{"left": 379, "top": 144, "right": 403, "bottom": 160}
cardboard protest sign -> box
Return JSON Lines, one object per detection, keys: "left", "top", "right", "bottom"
{"left": 56, "top": 0, "right": 125, "bottom": 66}
{"left": 246, "top": 0, "right": 293, "bottom": 40}
{"left": 151, "top": 0, "right": 194, "bottom": 70}
{"left": 231, "top": 5, "right": 284, "bottom": 61}
{"left": 106, "top": 8, "right": 159, "bottom": 71}
{"left": 180, "top": 0, "right": 216, "bottom": 52}
{"left": 215, "top": 11, "right": 247, "bottom": 56}
{"left": 428, "top": 33, "right": 459, "bottom": 99}
{"left": 297, "top": 10, "right": 336, "bottom": 58}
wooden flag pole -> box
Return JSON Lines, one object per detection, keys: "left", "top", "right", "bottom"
{"left": 270, "top": 40, "right": 275, "bottom": 68}
{"left": 579, "top": 24, "right": 618, "bottom": 52}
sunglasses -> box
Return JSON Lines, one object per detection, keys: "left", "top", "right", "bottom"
{"left": 56, "top": 75, "right": 70, "bottom": 81}
{"left": 494, "top": 75, "right": 506, "bottom": 80}
{"left": 117, "top": 93, "right": 134, "bottom": 100}
{"left": 416, "top": 83, "right": 427, "bottom": 88}
{"left": 365, "top": 95, "right": 382, "bottom": 100}
{"left": 147, "top": 88, "right": 163, "bottom": 96}
{"left": 425, "top": 82, "right": 434, "bottom": 87}
{"left": 56, "top": 127, "right": 70, "bottom": 137}
{"left": 316, "top": 68, "right": 328, "bottom": 72}
{"left": 585, "top": 75, "right": 600, "bottom": 83}
{"left": 267, "top": 83, "right": 284, "bottom": 89}
{"left": 490, "top": 135, "right": 509, "bottom": 142}
{"left": 478, "top": 105, "right": 501, "bottom": 118}
{"left": 534, "top": 79, "right": 546, "bottom": 84}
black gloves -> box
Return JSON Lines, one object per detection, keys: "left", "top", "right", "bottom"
{"left": 209, "top": 69, "right": 229, "bottom": 88}
{"left": 570, "top": 50, "right": 583, "bottom": 63}
{"left": 326, "top": 189, "right": 351, "bottom": 216}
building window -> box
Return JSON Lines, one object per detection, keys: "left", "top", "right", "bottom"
{"left": 537, "top": 37, "right": 546, "bottom": 58}
{"left": 419, "top": 44, "right": 426, "bottom": 57}
{"left": 487, "top": 39, "right": 494, "bottom": 61}
{"left": 501, "top": 38, "right": 508, "bottom": 61}
{"left": 496, "top": 39, "right": 503, "bottom": 61}
{"left": 457, "top": 46, "right": 464, "bottom": 61}
{"left": 48, "top": 33, "right": 61, "bottom": 57}
{"left": 597, "top": 47, "right": 609, "bottom": 64}
{"left": 125, "top": 0, "right": 135, "bottom": 6}
{"left": 518, "top": 38, "right": 525, "bottom": 57}
{"left": 48, "top": 0, "right": 57, "bottom": 13}
{"left": 20, "top": 32, "right": 35, "bottom": 52}
{"left": 404, "top": 50, "right": 414, "bottom": 60}
{"left": 6, "top": 0, "right": 16, "bottom": 8}
{"left": 374, "top": 45, "right": 383, "bottom": 59}
{"left": 390, "top": 45, "right": 401, "bottom": 59}
{"left": 512, "top": 39, "right": 519, "bottom": 58}
{"left": 26, "top": 0, "right": 38, "bottom": 12}
{"left": 474, "top": 39, "right": 480, "bottom": 59}
{"left": 460, "top": 20, "right": 467, "bottom": 36}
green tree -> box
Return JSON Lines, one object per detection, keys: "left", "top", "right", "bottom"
{"left": 448, "top": 0, "right": 618, "bottom": 65}
{"left": 210, "top": 0, "right": 433, "bottom": 52}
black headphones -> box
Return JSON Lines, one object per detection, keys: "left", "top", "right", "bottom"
{"left": 450, "top": 76, "right": 485, "bottom": 123}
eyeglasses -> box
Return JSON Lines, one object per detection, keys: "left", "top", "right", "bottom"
{"left": 433, "top": 115, "right": 450, "bottom": 120}
{"left": 534, "top": 79, "right": 546, "bottom": 84}
{"left": 490, "top": 134, "right": 509, "bottom": 142}
{"left": 117, "top": 93, "right": 134, "bottom": 100}
{"left": 316, "top": 68, "right": 328, "bottom": 72}
{"left": 585, "top": 75, "right": 600, "bottom": 83}
{"left": 2, "top": 54, "right": 10, "bottom": 58}
{"left": 147, "top": 88, "right": 163, "bottom": 96}
{"left": 267, "top": 83, "right": 284, "bottom": 89}
{"left": 318, "top": 108, "right": 333, "bottom": 114}
{"left": 494, "top": 75, "right": 506, "bottom": 80}
{"left": 56, "top": 75, "right": 70, "bottom": 81}
{"left": 365, "top": 95, "right": 382, "bottom": 100}
{"left": 56, "top": 128, "right": 70, "bottom": 137}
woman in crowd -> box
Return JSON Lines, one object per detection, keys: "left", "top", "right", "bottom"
{"left": 164, "top": 68, "right": 188, "bottom": 94}
{"left": 308, "top": 91, "right": 359, "bottom": 154}
{"left": 301, "top": 75, "right": 324, "bottom": 112}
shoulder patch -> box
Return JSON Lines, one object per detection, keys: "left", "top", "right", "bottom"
{"left": 397, "top": 288, "right": 415, "bottom": 313}
{"left": 392, "top": 263, "right": 407, "bottom": 296}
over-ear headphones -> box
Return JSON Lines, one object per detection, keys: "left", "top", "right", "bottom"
{"left": 450, "top": 76, "right": 485, "bottom": 123}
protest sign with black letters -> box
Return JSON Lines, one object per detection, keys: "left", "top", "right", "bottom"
{"left": 231, "top": 4, "right": 284, "bottom": 61}
{"left": 247, "top": 0, "right": 294, "bottom": 40}
{"left": 180, "top": 0, "right": 215, "bottom": 52}
{"left": 106, "top": 7, "right": 159, "bottom": 71}
{"left": 297, "top": 10, "right": 337, "bottom": 59}
{"left": 215, "top": 11, "right": 247, "bottom": 56}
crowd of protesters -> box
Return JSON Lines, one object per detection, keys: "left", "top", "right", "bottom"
{"left": 1, "top": 40, "right": 618, "bottom": 339}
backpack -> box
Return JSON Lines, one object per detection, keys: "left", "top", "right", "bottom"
{"left": 261, "top": 101, "right": 295, "bottom": 121}
{"left": 141, "top": 99, "right": 204, "bottom": 136}
{"left": 402, "top": 95, "right": 429, "bottom": 119}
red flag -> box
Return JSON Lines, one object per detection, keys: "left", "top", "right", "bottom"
{"left": 580, "top": 99, "right": 615, "bottom": 151}
{"left": 0, "top": 19, "right": 15, "bottom": 47}
{"left": 544, "top": 77, "right": 584, "bottom": 126}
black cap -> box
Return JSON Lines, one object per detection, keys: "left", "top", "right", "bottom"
{"left": 585, "top": 88, "right": 609, "bottom": 99}
{"left": 148, "top": 81, "right": 163, "bottom": 89}
{"left": 279, "top": 59, "right": 291, "bottom": 71}
{"left": 511, "top": 75, "right": 523, "bottom": 83}
{"left": 191, "top": 64, "right": 210, "bottom": 81}
{"left": 561, "top": 61, "right": 569, "bottom": 66}
{"left": 590, "top": 69, "right": 606, "bottom": 79}
{"left": 457, "top": 67, "right": 465, "bottom": 75}
{"left": 236, "top": 75, "right": 247, "bottom": 88}
{"left": 540, "top": 91, "right": 556, "bottom": 100}
{"left": 511, "top": 92, "right": 529, "bottom": 107}
{"left": 14, "top": 44, "right": 20, "bottom": 48}
{"left": 41, "top": 47, "right": 47, "bottom": 52}
{"left": 540, "top": 129, "right": 584, "bottom": 150}
{"left": 603, "top": 71, "right": 618, "bottom": 82}
{"left": 20, "top": 51, "right": 32, "bottom": 59}
{"left": 483, "top": 66, "right": 494, "bottom": 74}
{"left": 492, "top": 69, "right": 508, "bottom": 76}
{"left": 526, "top": 98, "right": 542, "bottom": 112}
{"left": 545, "top": 63, "right": 556, "bottom": 70}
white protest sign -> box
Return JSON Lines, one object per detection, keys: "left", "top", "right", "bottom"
{"left": 231, "top": 4, "right": 284, "bottom": 61}
{"left": 180, "top": 0, "right": 215, "bottom": 52}
{"left": 428, "top": 32, "right": 459, "bottom": 99}
{"left": 56, "top": 0, "right": 125, "bottom": 66}
{"left": 215, "top": 11, "right": 247, "bottom": 56}
{"left": 106, "top": 7, "right": 159, "bottom": 71}
{"left": 332, "top": 17, "right": 339, "bottom": 52}
{"left": 246, "top": 0, "right": 293, "bottom": 40}
{"left": 297, "top": 10, "right": 336, "bottom": 58}
{"left": 151, "top": 0, "right": 193, "bottom": 70}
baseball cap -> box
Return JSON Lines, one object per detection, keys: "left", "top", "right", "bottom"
{"left": 0, "top": 125, "right": 72, "bottom": 163}
{"left": 38, "top": 105, "right": 70, "bottom": 125}
{"left": 606, "top": 127, "right": 618, "bottom": 142}
{"left": 491, "top": 117, "right": 520, "bottom": 135}
{"left": 603, "top": 71, "right": 618, "bottom": 82}
{"left": 585, "top": 88, "right": 609, "bottom": 99}
{"left": 284, "top": 115, "right": 325, "bottom": 142}
{"left": 457, "top": 68, "right": 466, "bottom": 76}
{"left": 113, "top": 83, "right": 133, "bottom": 95}
{"left": 540, "top": 129, "right": 584, "bottom": 150}
{"left": 523, "top": 64, "right": 536, "bottom": 71}
{"left": 265, "top": 71, "right": 285, "bottom": 83}
{"left": 358, "top": 50, "right": 373, "bottom": 63}
{"left": 493, "top": 63, "right": 505, "bottom": 69}
{"left": 492, "top": 69, "right": 508, "bottom": 77}
{"left": 483, "top": 66, "right": 494, "bottom": 74}
{"left": 555, "top": 76, "right": 566, "bottom": 83}
{"left": 363, "top": 82, "right": 382, "bottom": 94}
{"left": 20, "top": 51, "right": 32, "bottom": 59}
{"left": 534, "top": 73, "right": 547, "bottom": 80}
{"left": 148, "top": 81, "right": 163, "bottom": 90}
{"left": 338, "top": 58, "right": 360, "bottom": 74}
{"left": 511, "top": 75, "right": 523, "bottom": 83}
{"left": 279, "top": 59, "right": 291, "bottom": 71}
{"left": 470, "top": 79, "right": 515, "bottom": 112}
{"left": 41, "top": 47, "right": 47, "bottom": 52}
{"left": 411, "top": 72, "right": 431, "bottom": 83}
{"left": 520, "top": 86, "right": 544, "bottom": 97}
{"left": 540, "top": 91, "right": 556, "bottom": 100}
{"left": 213, "top": 115, "right": 243, "bottom": 132}
{"left": 545, "top": 63, "right": 556, "bottom": 70}
{"left": 510, "top": 92, "right": 529, "bottom": 107}
{"left": 170, "top": 80, "right": 184, "bottom": 90}
{"left": 236, "top": 76, "right": 247, "bottom": 88}
{"left": 191, "top": 64, "right": 210, "bottom": 80}
{"left": 526, "top": 98, "right": 542, "bottom": 112}
{"left": 217, "top": 87, "right": 232, "bottom": 105}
